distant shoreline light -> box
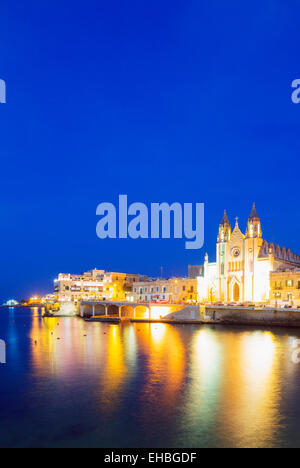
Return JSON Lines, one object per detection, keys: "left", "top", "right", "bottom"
{"left": 3, "top": 299, "right": 18, "bottom": 307}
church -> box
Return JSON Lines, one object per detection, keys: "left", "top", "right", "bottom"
{"left": 197, "top": 204, "right": 300, "bottom": 303}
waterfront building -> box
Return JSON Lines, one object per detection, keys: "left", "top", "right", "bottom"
{"left": 41, "top": 293, "right": 58, "bottom": 304}
{"left": 54, "top": 268, "right": 143, "bottom": 303}
{"left": 28, "top": 296, "right": 42, "bottom": 305}
{"left": 133, "top": 277, "right": 198, "bottom": 303}
{"left": 198, "top": 204, "right": 300, "bottom": 303}
{"left": 270, "top": 269, "right": 300, "bottom": 307}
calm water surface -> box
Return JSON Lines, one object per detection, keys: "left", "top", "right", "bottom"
{"left": 1, "top": 307, "right": 300, "bottom": 447}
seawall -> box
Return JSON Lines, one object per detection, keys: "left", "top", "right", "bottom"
{"left": 163, "top": 305, "right": 201, "bottom": 322}
{"left": 154, "top": 304, "right": 300, "bottom": 327}
{"left": 204, "top": 306, "right": 300, "bottom": 327}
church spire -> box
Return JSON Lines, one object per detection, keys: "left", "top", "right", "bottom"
{"left": 246, "top": 203, "right": 262, "bottom": 238}
{"left": 218, "top": 210, "right": 231, "bottom": 242}
{"left": 220, "top": 210, "right": 230, "bottom": 226}
{"left": 249, "top": 202, "right": 259, "bottom": 220}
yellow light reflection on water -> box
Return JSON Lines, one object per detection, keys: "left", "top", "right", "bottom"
{"left": 219, "top": 330, "right": 280, "bottom": 448}
{"left": 183, "top": 329, "right": 222, "bottom": 432}
{"left": 105, "top": 325, "right": 126, "bottom": 386}
{"left": 194, "top": 329, "right": 221, "bottom": 378}
{"left": 27, "top": 313, "right": 289, "bottom": 447}
{"left": 242, "top": 332, "right": 276, "bottom": 382}
{"left": 150, "top": 323, "right": 166, "bottom": 343}
{"left": 135, "top": 323, "right": 185, "bottom": 414}
{"left": 100, "top": 325, "right": 127, "bottom": 412}
{"left": 123, "top": 325, "right": 137, "bottom": 368}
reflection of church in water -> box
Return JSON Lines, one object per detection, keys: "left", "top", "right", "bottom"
{"left": 198, "top": 204, "right": 300, "bottom": 303}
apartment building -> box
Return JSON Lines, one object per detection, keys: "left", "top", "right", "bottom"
{"left": 133, "top": 277, "right": 198, "bottom": 304}
{"left": 270, "top": 269, "right": 300, "bottom": 307}
{"left": 54, "top": 268, "right": 143, "bottom": 302}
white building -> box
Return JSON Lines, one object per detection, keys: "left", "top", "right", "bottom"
{"left": 198, "top": 204, "right": 300, "bottom": 303}
{"left": 54, "top": 268, "right": 142, "bottom": 302}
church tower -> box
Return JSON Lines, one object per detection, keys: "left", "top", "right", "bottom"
{"left": 244, "top": 203, "right": 264, "bottom": 302}
{"left": 218, "top": 210, "right": 231, "bottom": 242}
{"left": 216, "top": 210, "right": 231, "bottom": 301}
{"left": 245, "top": 203, "right": 262, "bottom": 239}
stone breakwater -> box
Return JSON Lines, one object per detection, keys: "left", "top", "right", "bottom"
{"left": 162, "top": 305, "right": 300, "bottom": 327}
{"left": 203, "top": 306, "right": 300, "bottom": 327}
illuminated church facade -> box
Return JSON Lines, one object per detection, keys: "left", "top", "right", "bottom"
{"left": 198, "top": 204, "right": 300, "bottom": 303}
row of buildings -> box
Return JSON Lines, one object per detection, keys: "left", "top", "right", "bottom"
{"left": 49, "top": 205, "right": 300, "bottom": 308}
{"left": 54, "top": 269, "right": 144, "bottom": 303}
{"left": 52, "top": 268, "right": 198, "bottom": 305}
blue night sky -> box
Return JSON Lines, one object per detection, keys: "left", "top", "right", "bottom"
{"left": 0, "top": 1, "right": 300, "bottom": 300}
